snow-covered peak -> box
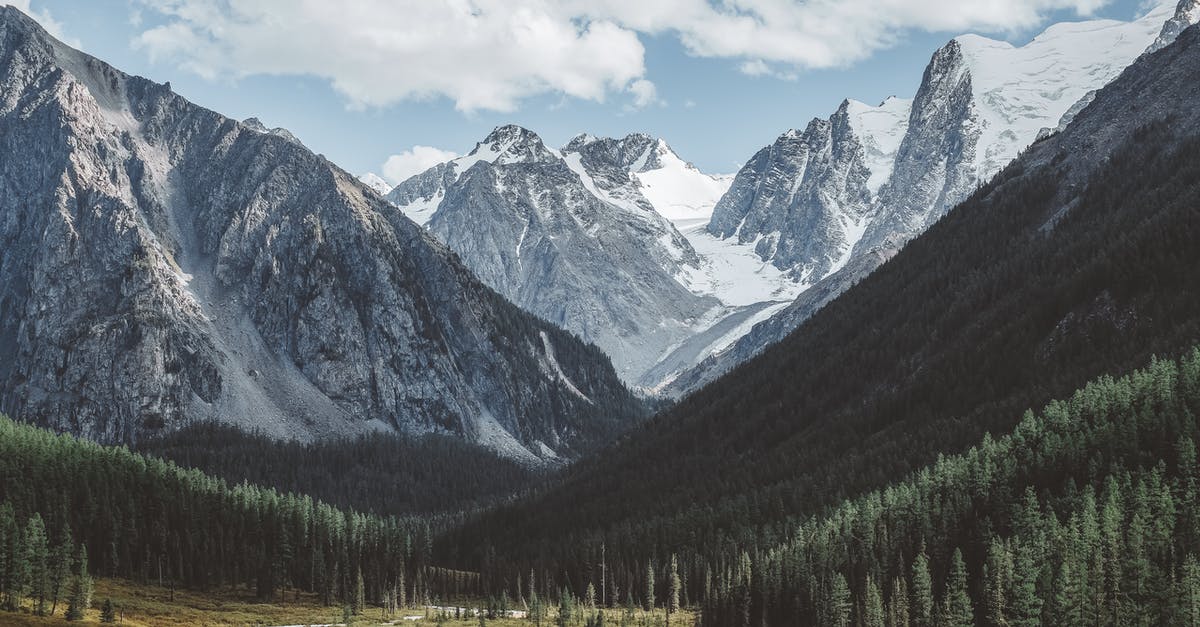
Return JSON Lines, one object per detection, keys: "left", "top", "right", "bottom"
{"left": 950, "top": 0, "right": 1183, "bottom": 176}
{"left": 467, "top": 124, "right": 558, "bottom": 166}
{"left": 843, "top": 96, "right": 912, "bottom": 195}
{"left": 357, "top": 172, "right": 393, "bottom": 195}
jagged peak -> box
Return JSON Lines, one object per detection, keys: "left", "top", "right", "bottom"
{"left": 469, "top": 124, "right": 555, "bottom": 164}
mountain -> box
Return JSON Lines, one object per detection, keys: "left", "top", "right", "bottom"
{"left": 384, "top": 127, "right": 778, "bottom": 384}
{"left": 445, "top": 19, "right": 1200, "bottom": 582}
{"left": 357, "top": 172, "right": 393, "bottom": 196}
{"left": 708, "top": 95, "right": 910, "bottom": 283}
{"left": 0, "top": 6, "right": 642, "bottom": 461}
{"left": 665, "top": 0, "right": 1200, "bottom": 395}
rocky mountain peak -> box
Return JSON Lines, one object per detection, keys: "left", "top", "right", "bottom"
{"left": 472, "top": 124, "right": 555, "bottom": 165}
{"left": 1149, "top": 0, "right": 1200, "bottom": 52}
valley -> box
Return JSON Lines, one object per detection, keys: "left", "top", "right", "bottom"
{"left": 2, "top": 1, "right": 1200, "bottom": 625}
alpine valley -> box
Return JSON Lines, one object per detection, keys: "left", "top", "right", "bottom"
{"left": 1, "top": 1, "right": 1200, "bottom": 626}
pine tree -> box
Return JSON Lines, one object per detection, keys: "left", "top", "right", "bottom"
{"left": 983, "top": 539, "right": 1012, "bottom": 627}
{"left": 65, "top": 544, "right": 92, "bottom": 621}
{"left": 0, "top": 503, "right": 24, "bottom": 611}
{"left": 645, "top": 561, "right": 655, "bottom": 611}
{"left": 1182, "top": 555, "right": 1200, "bottom": 626}
{"left": 828, "top": 572, "right": 851, "bottom": 627}
{"left": 353, "top": 566, "right": 365, "bottom": 615}
{"left": 100, "top": 598, "right": 116, "bottom": 623}
{"left": 888, "top": 576, "right": 910, "bottom": 627}
{"left": 911, "top": 552, "right": 934, "bottom": 627}
{"left": 942, "top": 549, "right": 973, "bottom": 627}
{"left": 863, "top": 575, "right": 885, "bottom": 627}
{"left": 24, "top": 513, "right": 49, "bottom": 615}
{"left": 667, "top": 554, "right": 681, "bottom": 618}
{"left": 48, "top": 526, "right": 72, "bottom": 616}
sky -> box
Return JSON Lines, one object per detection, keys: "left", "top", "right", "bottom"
{"left": 12, "top": 0, "right": 1156, "bottom": 182}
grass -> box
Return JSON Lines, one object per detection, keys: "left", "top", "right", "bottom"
{"left": 0, "top": 578, "right": 698, "bottom": 626}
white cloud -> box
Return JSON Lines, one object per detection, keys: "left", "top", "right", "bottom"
{"left": 627, "top": 78, "right": 661, "bottom": 109}
{"left": 130, "top": 0, "right": 1114, "bottom": 111}
{"left": 381, "top": 145, "right": 460, "bottom": 184}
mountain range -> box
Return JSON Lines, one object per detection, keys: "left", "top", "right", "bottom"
{"left": 363, "top": 0, "right": 1199, "bottom": 397}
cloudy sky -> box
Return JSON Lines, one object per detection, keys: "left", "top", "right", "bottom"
{"left": 14, "top": 0, "right": 1151, "bottom": 180}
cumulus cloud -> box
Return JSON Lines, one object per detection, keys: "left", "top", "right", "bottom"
{"left": 381, "top": 145, "right": 460, "bottom": 184}
{"left": 131, "top": 0, "right": 1112, "bottom": 110}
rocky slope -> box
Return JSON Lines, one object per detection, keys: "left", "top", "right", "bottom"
{"left": 0, "top": 6, "right": 642, "bottom": 461}
{"left": 665, "top": 0, "right": 1199, "bottom": 396}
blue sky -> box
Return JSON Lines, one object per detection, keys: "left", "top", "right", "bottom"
{"left": 18, "top": 0, "right": 1153, "bottom": 179}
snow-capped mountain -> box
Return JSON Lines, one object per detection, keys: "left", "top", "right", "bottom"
{"left": 387, "top": 126, "right": 731, "bottom": 383}
{"left": 0, "top": 6, "right": 642, "bottom": 461}
{"left": 707, "top": 96, "right": 911, "bottom": 283}
{"left": 357, "top": 172, "right": 393, "bottom": 196}
{"left": 665, "top": 0, "right": 1199, "bottom": 396}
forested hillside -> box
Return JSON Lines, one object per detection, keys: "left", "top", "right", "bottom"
{"left": 136, "top": 423, "right": 540, "bottom": 517}
{"left": 0, "top": 416, "right": 462, "bottom": 617}
{"left": 440, "top": 23, "right": 1200, "bottom": 610}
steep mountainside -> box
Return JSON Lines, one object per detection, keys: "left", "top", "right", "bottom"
{"left": 667, "top": 0, "right": 1199, "bottom": 395}
{"left": 446, "top": 22, "right": 1200, "bottom": 573}
{"left": 0, "top": 7, "right": 642, "bottom": 460}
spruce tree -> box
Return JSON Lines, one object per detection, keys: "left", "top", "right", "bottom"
{"left": 667, "top": 554, "right": 680, "bottom": 617}
{"left": 888, "top": 576, "right": 910, "bottom": 627}
{"left": 828, "top": 573, "right": 851, "bottom": 627}
{"left": 943, "top": 548, "right": 973, "bottom": 627}
{"left": 24, "top": 513, "right": 48, "bottom": 615}
{"left": 644, "top": 561, "right": 655, "bottom": 611}
{"left": 863, "top": 575, "right": 885, "bottom": 627}
{"left": 911, "top": 552, "right": 934, "bottom": 627}
{"left": 65, "top": 544, "right": 92, "bottom": 621}
{"left": 100, "top": 598, "right": 116, "bottom": 623}
{"left": 48, "top": 526, "right": 72, "bottom": 616}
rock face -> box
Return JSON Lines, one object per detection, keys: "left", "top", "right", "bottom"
{"left": 0, "top": 7, "right": 642, "bottom": 461}
{"left": 708, "top": 97, "right": 910, "bottom": 283}
{"left": 388, "top": 128, "right": 725, "bottom": 383}
{"left": 668, "top": 0, "right": 1198, "bottom": 396}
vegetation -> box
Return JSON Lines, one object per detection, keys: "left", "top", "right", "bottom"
{"left": 136, "top": 422, "right": 541, "bottom": 518}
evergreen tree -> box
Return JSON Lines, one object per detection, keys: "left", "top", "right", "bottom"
{"left": 911, "top": 552, "right": 934, "bottom": 627}
{"left": 887, "top": 576, "right": 910, "bottom": 627}
{"left": 65, "top": 544, "right": 92, "bottom": 621}
{"left": 48, "top": 526, "right": 72, "bottom": 616}
{"left": 942, "top": 549, "right": 973, "bottom": 627}
{"left": 1182, "top": 555, "right": 1200, "bottom": 627}
{"left": 100, "top": 598, "right": 116, "bottom": 623}
{"left": 828, "top": 573, "right": 851, "bottom": 627}
{"left": 24, "top": 513, "right": 48, "bottom": 615}
{"left": 644, "top": 561, "right": 655, "bottom": 611}
{"left": 667, "top": 554, "right": 680, "bottom": 617}
{"left": 353, "top": 566, "right": 365, "bottom": 615}
{"left": 863, "top": 575, "right": 885, "bottom": 627}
